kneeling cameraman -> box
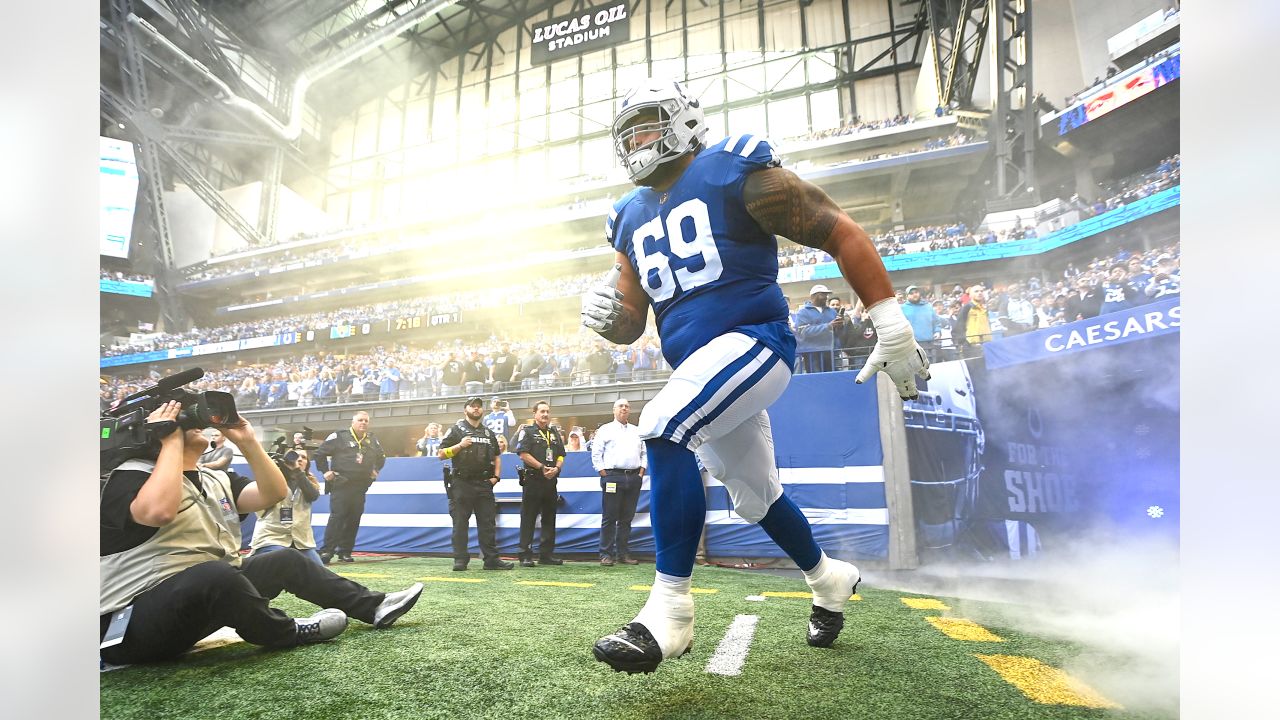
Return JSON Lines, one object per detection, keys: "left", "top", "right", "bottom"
{"left": 101, "top": 393, "right": 423, "bottom": 665}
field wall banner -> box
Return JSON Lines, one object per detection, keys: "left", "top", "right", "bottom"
{"left": 903, "top": 308, "right": 1180, "bottom": 562}
{"left": 528, "top": 2, "right": 630, "bottom": 65}
{"left": 237, "top": 372, "right": 891, "bottom": 562}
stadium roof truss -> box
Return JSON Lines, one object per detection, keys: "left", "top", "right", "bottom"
{"left": 101, "top": 1, "right": 945, "bottom": 277}
{"left": 101, "top": 0, "right": 570, "bottom": 266}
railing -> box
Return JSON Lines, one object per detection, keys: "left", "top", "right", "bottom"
{"left": 232, "top": 368, "right": 679, "bottom": 411}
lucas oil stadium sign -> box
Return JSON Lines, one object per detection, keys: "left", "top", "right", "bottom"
{"left": 529, "top": 2, "right": 630, "bottom": 65}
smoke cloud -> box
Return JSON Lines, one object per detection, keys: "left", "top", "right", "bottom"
{"left": 868, "top": 533, "right": 1179, "bottom": 714}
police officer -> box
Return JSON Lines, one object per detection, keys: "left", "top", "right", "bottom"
{"left": 514, "top": 400, "right": 566, "bottom": 567}
{"left": 439, "top": 397, "right": 514, "bottom": 572}
{"left": 314, "top": 411, "right": 386, "bottom": 565}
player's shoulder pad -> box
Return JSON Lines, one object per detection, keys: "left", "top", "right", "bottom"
{"left": 714, "top": 133, "right": 781, "bottom": 169}
{"left": 605, "top": 188, "right": 646, "bottom": 247}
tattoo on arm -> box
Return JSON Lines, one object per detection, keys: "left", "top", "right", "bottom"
{"left": 743, "top": 167, "right": 843, "bottom": 250}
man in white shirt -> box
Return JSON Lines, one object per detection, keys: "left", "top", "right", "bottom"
{"left": 591, "top": 398, "right": 646, "bottom": 566}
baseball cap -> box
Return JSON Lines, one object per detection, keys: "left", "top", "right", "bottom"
{"left": 905, "top": 285, "right": 919, "bottom": 294}
{"left": 465, "top": 396, "right": 484, "bottom": 407}
{"left": 1156, "top": 253, "right": 1173, "bottom": 262}
{"left": 809, "top": 284, "right": 831, "bottom": 295}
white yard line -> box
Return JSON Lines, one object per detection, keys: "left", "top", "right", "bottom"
{"left": 704, "top": 614, "right": 760, "bottom": 676}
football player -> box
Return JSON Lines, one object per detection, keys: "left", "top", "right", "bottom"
{"left": 582, "top": 78, "right": 929, "bottom": 674}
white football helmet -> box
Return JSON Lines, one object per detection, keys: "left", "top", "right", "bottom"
{"left": 612, "top": 78, "right": 707, "bottom": 183}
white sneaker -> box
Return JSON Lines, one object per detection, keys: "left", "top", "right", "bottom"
{"left": 373, "top": 582, "right": 424, "bottom": 629}
{"left": 293, "top": 609, "right": 348, "bottom": 645}
{"left": 632, "top": 589, "right": 695, "bottom": 660}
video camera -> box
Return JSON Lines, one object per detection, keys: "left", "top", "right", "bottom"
{"left": 100, "top": 367, "right": 239, "bottom": 472}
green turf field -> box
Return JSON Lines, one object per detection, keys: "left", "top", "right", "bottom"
{"left": 99, "top": 557, "right": 1177, "bottom": 720}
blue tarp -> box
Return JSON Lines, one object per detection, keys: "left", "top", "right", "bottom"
{"left": 238, "top": 371, "right": 891, "bottom": 561}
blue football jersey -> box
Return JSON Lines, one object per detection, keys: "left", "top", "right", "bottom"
{"left": 606, "top": 134, "right": 796, "bottom": 370}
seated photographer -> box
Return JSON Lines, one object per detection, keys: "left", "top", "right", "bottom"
{"left": 100, "top": 401, "right": 424, "bottom": 665}
{"left": 249, "top": 447, "right": 323, "bottom": 566}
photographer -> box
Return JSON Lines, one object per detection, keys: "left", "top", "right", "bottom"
{"left": 101, "top": 402, "right": 423, "bottom": 665}
{"left": 438, "top": 397, "right": 514, "bottom": 571}
{"left": 250, "top": 447, "right": 323, "bottom": 566}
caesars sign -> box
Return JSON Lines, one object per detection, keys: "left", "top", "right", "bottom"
{"left": 529, "top": 2, "right": 630, "bottom": 66}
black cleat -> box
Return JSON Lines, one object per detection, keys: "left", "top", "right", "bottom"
{"left": 539, "top": 556, "right": 564, "bottom": 566}
{"left": 320, "top": 552, "right": 333, "bottom": 566}
{"left": 483, "top": 560, "right": 514, "bottom": 570}
{"left": 338, "top": 554, "right": 355, "bottom": 563}
{"left": 807, "top": 605, "right": 846, "bottom": 648}
{"left": 593, "top": 623, "right": 665, "bottom": 674}
{"left": 452, "top": 561, "right": 468, "bottom": 571}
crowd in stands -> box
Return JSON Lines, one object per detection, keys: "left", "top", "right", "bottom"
{"left": 1036, "top": 154, "right": 1179, "bottom": 228}
{"left": 824, "top": 131, "right": 977, "bottom": 170}
{"left": 889, "top": 241, "right": 1181, "bottom": 362}
{"left": 100, "top": 238, "right": 1179, "bottom": 413}
{"left": 786, "top": 240, "right": 1180, "bottom": 372}
{"left": 102, "top": 155, "right": 1180, "bottom": 359}
{"left": 922, "top": 131, "right": 973, "bottom": 151}
{"left": 784, "top": 114, "right": 914, "bottom": 144}
{"left": 101, "top": 330, "right": 671, "bottom": 412}
{"left": 101, "top": 270, "right": 155, "bottom": 286}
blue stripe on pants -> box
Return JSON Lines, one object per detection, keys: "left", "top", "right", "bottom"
{"left": 659, "top": 341, "right": 766, "bottom": 443}
{"left": 676, "top": 352, "right": 783, "bottom": 446}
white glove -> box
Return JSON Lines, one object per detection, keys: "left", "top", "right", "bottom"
{"left": 854, "top": 298, "right": 931, "bottom": 400}
{"left": 581, "top": 263, "right": 624, "bottom": 333}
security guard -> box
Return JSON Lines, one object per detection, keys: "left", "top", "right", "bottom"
{"left": 514, "top": 400, "right": 566, "bottom": 567}
{"left": 439, "top": 397, "right": 514, "bottom": 571}
{"left": 314, "top": 411, "right": 386, "bottom": 564}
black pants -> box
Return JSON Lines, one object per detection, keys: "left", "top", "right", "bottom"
{"left": 322, "top": 477, "right": 371, "bottom": 556}
{"left": 600, "top": 474, "right": 643, "bottom": 558}
{"left": 519, "top": 475, "right": 558, "bottom": 560}
{"left": 450, "top": 478, "right": 499, "bottom": 564}
{"left": 99, "top": 549, "right": 386, "bottom": 664}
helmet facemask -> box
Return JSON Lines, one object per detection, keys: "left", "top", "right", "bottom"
{"left": 611, "top": 80, "right": 707, "bottom": 183}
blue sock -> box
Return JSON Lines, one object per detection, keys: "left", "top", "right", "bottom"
{"left": 645, "top": 438, "right": 705, "bottom": 578}
{"left": 757, "top": 493, "right": 822, "bottom": 571}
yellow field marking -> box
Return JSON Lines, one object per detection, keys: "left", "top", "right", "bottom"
{"left": 900, "top": 597, "right": 950, "bottom": 610}
{"left": 517, "top": 581, "right": 595, "bottom": 588}
{"left": 419, "top": 576, "right": 488, "bottom": 583}
{"left": 925, "top": 616, "right": 1003, "bottom": 642}
{"left": 761, "top": 591, "right": 861, "bottom": 601}
{"left": 975, "top": 654, "right": 1122, "bottom": 709}
{"left": 335, "top": 572, "right": 392, "bottom": 579}
{"left": 630, "top": 585, "right": 719, "bottom": 594}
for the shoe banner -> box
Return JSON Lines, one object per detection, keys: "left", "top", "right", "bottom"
{"left": 903, "top": 317, "right": 1179, "bottom": 562}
